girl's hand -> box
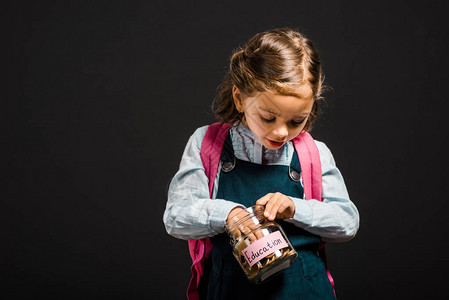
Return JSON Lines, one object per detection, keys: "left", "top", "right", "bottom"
{"left": 226, "top": 206, "right": 264, "bottom": 242}
{"left": 226, "top": 206, "right": 245, "bottom": 228}
{"left": 226, "top": 206, "right": 247, "bottom": 240}
{"left": 256, "top": 192, "right": 295, "bottom": 221}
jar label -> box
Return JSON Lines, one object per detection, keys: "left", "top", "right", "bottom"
{"left": 242, "top": 231, "right": 289, "bottom": 267}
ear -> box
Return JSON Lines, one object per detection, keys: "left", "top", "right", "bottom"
{"left": 232, "top": 85, "right": 244, "bottom": 112}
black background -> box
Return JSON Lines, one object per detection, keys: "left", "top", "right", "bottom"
{"left": 3, "top": 1, "right": 449, "bottom": 299}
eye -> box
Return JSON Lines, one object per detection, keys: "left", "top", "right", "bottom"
{"left": 290, "top": 119, "right": 305, "bottom": 127}
{"left": 260, "top": 115, "right": 276, "bottom": 123}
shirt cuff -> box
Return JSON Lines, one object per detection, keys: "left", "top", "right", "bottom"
{"left": 284, "top": 197, "right": 313, "bottom": 228}
{"left": 209, "top": 200, "right": 246, "bottom": 233}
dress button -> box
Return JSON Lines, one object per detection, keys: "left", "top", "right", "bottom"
{"left": 221, "top": 157, "right": 236, "bottom": 172}
{"left": 289, "top": 166, "right": 301, "bottom": 182}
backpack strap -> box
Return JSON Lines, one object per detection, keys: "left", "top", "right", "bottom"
{"left": 292, "top": 131, "right": 322, "bottom": 201}
{"left": 200, "top": 122, "right": 231, "bottom": 196}
{"left": 293, "top": 131, "right": 335, "bottom": 294}
{"left": 187, "top": 122, "right": 231, "bottom": 300}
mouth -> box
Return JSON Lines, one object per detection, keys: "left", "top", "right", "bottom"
{"left": 266, "top": 138, "right": 286, "bottom": 148}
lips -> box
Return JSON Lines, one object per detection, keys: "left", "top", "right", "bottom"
{"left": 266, "top": 138, "right": 285, "bottom": 148}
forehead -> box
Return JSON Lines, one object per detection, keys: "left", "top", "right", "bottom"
{"left": 250, "top": 85, "right": 314, "bottom": 115}
{"left": 280, "top": 82, "right": 314, "bottom": 100}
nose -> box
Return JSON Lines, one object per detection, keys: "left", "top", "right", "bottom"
{"left": 272, "top": 123, "right": 289, "bottom": 140}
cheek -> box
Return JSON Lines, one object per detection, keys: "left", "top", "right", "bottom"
{"left": 246, "top": 111, "right": 261, "bottom": 124}
{"left": 246, "top": 113, "right": 266, "bottom": 132}
{"left": 294, "top": 121, "right": 309, "bottom": 136}
{"left": 288, "top": 122, "right": 308, "bottom": 139}
{"left": 245, "top": 112, "right": 255, "bottom": 124}
{"left": 290, "top": 128, "right": 303, "bottom": 139}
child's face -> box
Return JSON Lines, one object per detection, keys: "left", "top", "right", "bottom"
{"left": 233, "top": 84, "right": 314, "bottom": 150}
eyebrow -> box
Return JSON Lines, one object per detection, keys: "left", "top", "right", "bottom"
{"left": 259, "top": 107, "right": 309, "bottom": 119}
{"left": 259, "top": 107, "right": 279, "bottom": 115}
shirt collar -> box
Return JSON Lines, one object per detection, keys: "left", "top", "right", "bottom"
{"left": 232, "top": 122, "right": 290, "bottom": 165}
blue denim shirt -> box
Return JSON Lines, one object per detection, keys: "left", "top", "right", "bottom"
{"left": 163, "top": 123, "right": 359, "bottom": 242}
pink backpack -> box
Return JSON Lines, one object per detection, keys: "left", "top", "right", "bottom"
{"left": 187, "top": 122, "right": 334, "bottom": 299}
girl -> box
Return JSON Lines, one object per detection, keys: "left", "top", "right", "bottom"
{"left": 163, "top": 28, "right": 359, "bottom": 299}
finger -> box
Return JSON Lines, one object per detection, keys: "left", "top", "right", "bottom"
{"left": 240, "top": 225, "right": 257, "bottom": 242}
{"left": 266, "top": 193, "right": 284, "bottom": 221}
{"left": 253, "top": 227, "right": 265, "bottom": 240}
{"left": 228, "top": 206, "right": 245, "bottom": 222}
{"left": 232, "top": 228, "right": 241, "bottom": 240}
{"left": 263, "top": 193, "right": 287, "bottom": 221}
{"left": 257, "top": 194, "right": 276, "bottom": 219}
{"left": 226, "top": 206, "right": 246, "bottom": 231}
{"left": 277, "top": 198, "right": 295, "bottom": 219}
{"left": 264, "top": 195, "right": 276, "bottom": 221}
{"left": 276, "top": 201, "right": 289, "bottom": 219}
{"left": 245, "top": 221, "right": 264, "bottom": 240}
{"left": 240, "top": 218, "right": 259, "bottom": 241}
{"left": 256, "top": 193, "right": 272, "bottom": 206}
{"left": 247, "top": 232, "right": 257, "bottom": 242}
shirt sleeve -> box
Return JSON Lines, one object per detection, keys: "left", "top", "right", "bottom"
{"left": 163, "top": 125, "right": 244, "bottom": 240}
{"left": 284, "top": 141, "right": 360, "bottom": 242}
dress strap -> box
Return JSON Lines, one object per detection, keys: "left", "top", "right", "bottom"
{"left": 220, "top": 132, "right": 236, "bottom": 173}
{"left": 289, "top": 146, "right": 302, "bottom": 182}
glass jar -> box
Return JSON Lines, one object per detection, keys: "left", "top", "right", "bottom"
{"left": 225, "top": 205, "right": 298, "bottom": 284}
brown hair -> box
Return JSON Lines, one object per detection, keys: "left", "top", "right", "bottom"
{"left": 212, "top": 28, "right": 325, "bottom": 131}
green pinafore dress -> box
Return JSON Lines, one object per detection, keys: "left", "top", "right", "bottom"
{"left": 198, "top": 134, "right": 336, "bottom": 300}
